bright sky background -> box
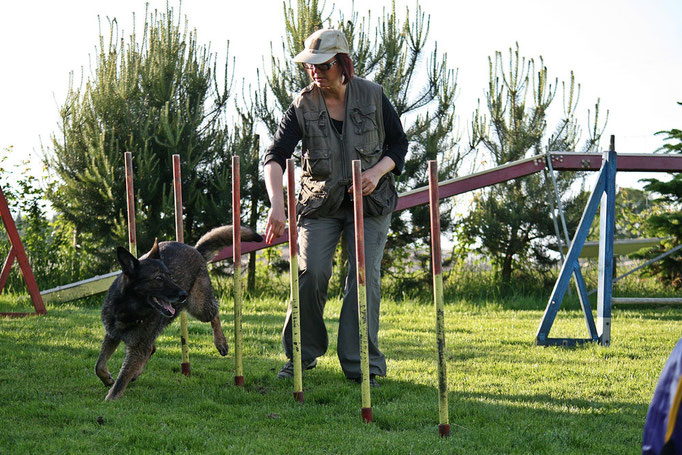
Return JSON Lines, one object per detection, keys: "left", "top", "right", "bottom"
{"left": 1, "top": 0, "right": 681, "bottom": 191}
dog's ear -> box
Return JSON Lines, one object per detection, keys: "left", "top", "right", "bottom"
{"left": 117, "top": 247, "right": 139, "bottom": 276}
{"left": 147, "top": 238, "right": 161, "bottom": 260}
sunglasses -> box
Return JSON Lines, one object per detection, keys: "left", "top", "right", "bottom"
{"left": 304, "top": 59, "right": 338, "bottom": 72}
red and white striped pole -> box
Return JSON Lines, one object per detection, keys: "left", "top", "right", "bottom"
{"left": 351, "top": 160, "right": 372, "bottom": 423}
{"left": 232, "top": 155, "right": 245, "bottom": 387}
{"left": 286, "top": 158, "right": 304, "bottom": 402}
{"left": 428, "top": 160, "right": 450, "bottom": 437}
{"left": 124, "top": 152, "right": 137, "bottom": 257}
{"left": 172, "top": 154, "right": 191, "bottom": 376}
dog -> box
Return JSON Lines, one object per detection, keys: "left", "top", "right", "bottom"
{"left": 94, "top": 225, "right": 262, "bottom": 400}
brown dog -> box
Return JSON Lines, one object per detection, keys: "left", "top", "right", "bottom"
{"left": 94, "top": 225, "right": 262, "bottom": 400}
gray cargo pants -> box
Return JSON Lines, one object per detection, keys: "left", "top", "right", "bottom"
{"left": 281, "top": 206, "right": 391, "bottom": 379}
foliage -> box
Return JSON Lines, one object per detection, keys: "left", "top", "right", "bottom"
{"left": 252, "top": 0, "right": 469, "bottom": 284}
{"left": 45, "top": 4, "right": 242, "bottom": 274}
{"left": 0, "top": 148, "right": 85, "bottom": 291}
{"left": 614, "top": 187, "right": 657, "bottom": 239}
{"left": 637, "top": 107, "right": 682, "bottom": 288}
{"left": 565, "top": 186, "right": 655, "bottom": 245}
{"left": 461, "top": 44, "right": 607, "bottom": 285}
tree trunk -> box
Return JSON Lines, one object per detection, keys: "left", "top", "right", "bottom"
{"left": 501, "top": 251, "right": 513, "bottom": 286}
{"left": 247, "top": 251, "right": 257, "bottom": 294}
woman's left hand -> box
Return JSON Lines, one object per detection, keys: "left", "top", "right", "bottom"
{"left": 357, "top": 167, "right": 382, "bottom": 196}
{"left": 349, "top": 157, "right": 396, "bottom": 196}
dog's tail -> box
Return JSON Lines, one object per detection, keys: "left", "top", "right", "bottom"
{"left": 194, "top": 225, "right": 263, "bottom": 262}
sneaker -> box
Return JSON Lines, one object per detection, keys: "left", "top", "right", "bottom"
{"left": 277, "top": 358, "right": 317, "bottom": 379}
{"left": 348, "top": 374, "right": 380, "bottom": 387}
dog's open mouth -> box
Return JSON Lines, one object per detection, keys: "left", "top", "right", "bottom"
{"left": 149, "top": 296, "right": 176, "bottom": 318}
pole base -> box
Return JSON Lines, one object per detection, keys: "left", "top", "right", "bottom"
{"left": 438, "top": 424, "right": 451, "bottom": 437}
{"left": 361, "top": 407, "right": 373, "bottom": 423}
{"left": 293, "top": 391, "right": 304, "bottom": 403}
{"left": 234, "top": 375, "right": 244, "bottom": 387}
{"left": 181, "top": 362, "right": 191, "bottom": 376}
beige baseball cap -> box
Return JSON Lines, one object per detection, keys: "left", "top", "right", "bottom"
{"left": 293, "top": 29, "right": 350, "bottom": 64}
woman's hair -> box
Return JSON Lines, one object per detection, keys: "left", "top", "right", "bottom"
{"left": 336, "top": 53, "right": 354, "bottom": 84}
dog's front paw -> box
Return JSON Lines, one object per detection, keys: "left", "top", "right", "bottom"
{"left": 96, "top": 368, "right": 115, "bottom": 386}
{"left": 217, "top": 342, "right": 229, "bottom": 356}
{"left": 215, "top": 340, "right": 229, "bottom": 356}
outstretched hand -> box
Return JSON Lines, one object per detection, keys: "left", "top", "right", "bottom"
{"left": 264, "top": 204, "right": 286, "bottom": 245}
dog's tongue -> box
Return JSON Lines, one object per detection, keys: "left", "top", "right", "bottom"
{"left": 162, "top": 301, "right": 176, "bottom": 316}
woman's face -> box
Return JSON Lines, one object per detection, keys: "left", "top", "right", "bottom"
{"left": 305, "top": 57, "right": 343, "bottom": 90}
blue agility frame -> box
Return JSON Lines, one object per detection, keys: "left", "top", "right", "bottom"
{"left": 536, "top": 147, "right": 616, "bottom": 347}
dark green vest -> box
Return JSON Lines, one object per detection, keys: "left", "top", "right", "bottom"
{"left": 293, "top": 77, "right": 397, "bottom": 218}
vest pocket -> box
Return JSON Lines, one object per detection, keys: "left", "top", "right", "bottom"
{"left": 363, "top": 174, "right": 398, "bottom": 217}
{"left": 350, "top": 105, "right": 379, "bottom": 144}
{"left": 355, "top": 142, "right": 382, "bottom": 170}
{"left": 302, "top": 148, "right": 331, "bottom": 180}
{"left": 297, "top": 182, "right": 327, "bottom": 218}
{"left": 303, "top": 111, "right": 328, "bottom": 134}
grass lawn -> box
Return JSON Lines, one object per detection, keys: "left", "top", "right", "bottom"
{"left": 0, "top": 291, "right": 679, "bottom": 454}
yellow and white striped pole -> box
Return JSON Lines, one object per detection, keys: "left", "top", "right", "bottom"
{"left": 351, "top": 160, "right": 372, "bottom": 423}
{"left": 232, "top": 155, "right": 245, "bottom": 386}
{"left": 428, "top": 160, "right": 450, "bottom": 437}
{"left": 172, "top": 154, "right": 191, "bottom": 376}
{"left": 286, "top": 159, "right": 304, "bottom": 402}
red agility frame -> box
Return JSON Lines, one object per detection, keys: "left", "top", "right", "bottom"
{"left": 0, "top": 185, "right": 46, "bottom": 317}
{"left": 211, "top": 151, "right": 682, "bottom": 263}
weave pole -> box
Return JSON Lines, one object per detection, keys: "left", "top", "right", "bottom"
{"left": 232, "top": 155, "right": 245, "bottom": 387}
{"left": 124, "top": 152, "right": 137, "bottom": 257}
{"left": 428, "top": 160, "right": 450, "bottom": 438}
{"left": 351, "top": 160, "right": 372, "bottom": 423}
{"left": 286, "top": 159, "right": 304, "bottom": 402}
{"left": 172, "top": 155, "right": 191, "bottom": 376}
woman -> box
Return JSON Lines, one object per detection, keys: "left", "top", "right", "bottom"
{"left": 263, "top": 28, "right": 408, "bottom": 385}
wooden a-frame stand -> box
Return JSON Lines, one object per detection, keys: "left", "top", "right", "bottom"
{"left": 0, "top": 185, "right": 46, "bottom": 317}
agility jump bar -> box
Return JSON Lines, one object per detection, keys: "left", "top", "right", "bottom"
{"left": 38, "top": 151, "right": 682, "bottom": 303}
{"left": 213, "top": 151, "right": 682, "bottom": 261}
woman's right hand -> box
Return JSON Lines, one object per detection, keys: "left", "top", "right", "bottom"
{"left": 263, "top": 161, "right": 287, "bottom": 245}
{"left": 264, "top": 202, "right": 287, "bottom": 244}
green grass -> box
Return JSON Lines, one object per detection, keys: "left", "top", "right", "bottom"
{"left": 0, "top": 290, "right": 679, "bottom": 454}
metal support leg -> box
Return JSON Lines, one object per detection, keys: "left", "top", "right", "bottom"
{"left": 597, "top": 140, "right": 617, "bottom": 346}
{"left": 536, "top": 138, "right": 617, "bottom": 346}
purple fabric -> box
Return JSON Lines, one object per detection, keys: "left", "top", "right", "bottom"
{"left": 643, "top": 337, "right": 682, "bottom": 454}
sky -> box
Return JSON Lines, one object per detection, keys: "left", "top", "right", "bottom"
{"left": 1, "top": 0, "right": 681, "bottom": 191}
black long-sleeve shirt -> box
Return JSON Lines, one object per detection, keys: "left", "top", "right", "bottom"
{"left": 263, "top": 92, "right": 408, "bottom": 175}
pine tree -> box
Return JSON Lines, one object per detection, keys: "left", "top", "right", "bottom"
{"left": 462, "top": 44, "right": 606, "bottom": 285}
{"left": 639, "top": 104, "right": 682, "bottom": 288}
{"left": 47, "top": 4, "right": 238, "bottom": 271}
